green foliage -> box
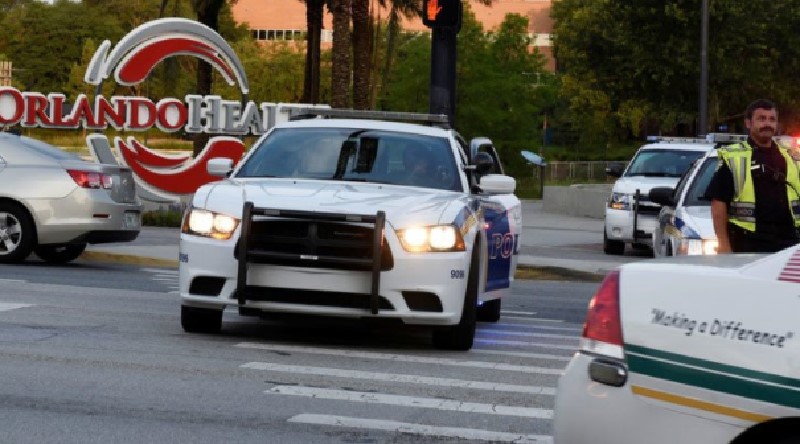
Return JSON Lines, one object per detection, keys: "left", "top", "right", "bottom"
{"left": 142, "top": 210, "right": 184, "bottom": 227}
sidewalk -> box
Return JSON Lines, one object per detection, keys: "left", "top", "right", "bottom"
{"left": 82, "top": 200, "right": 648, "bottom": 278}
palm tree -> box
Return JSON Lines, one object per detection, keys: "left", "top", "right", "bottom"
{"left": 351, "top": 0, "right": 370, "bottom": 109}
{"left": 330, "top": 0, "right": 351, "bottom": 108}
{"left": 190, "top": 0, "right": 225, "bottom": 155}
{"left": 301, "top": 0, "right": 325, "bottom": 104}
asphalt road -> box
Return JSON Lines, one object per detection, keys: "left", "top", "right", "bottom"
{"left": 0, "top": 261, "right": 598, "bottom": 443}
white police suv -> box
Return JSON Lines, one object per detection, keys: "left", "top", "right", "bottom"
{"left": 604, "top": 134, "right": 744, "bottom": 255}
{"left": 178, "top": 109, "right": 521, "bottom": 350}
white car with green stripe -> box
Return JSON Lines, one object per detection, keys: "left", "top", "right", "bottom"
{"left": 554, "top": 251, "right": 800, "bottom": 443}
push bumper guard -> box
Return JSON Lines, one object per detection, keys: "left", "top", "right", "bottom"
{"left": 235, "top": 202, "right": 387, "bottom": 314}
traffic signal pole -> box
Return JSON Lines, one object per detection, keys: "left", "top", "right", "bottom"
{"left": 423, "top": 0, "right": 461, "bottom": 127}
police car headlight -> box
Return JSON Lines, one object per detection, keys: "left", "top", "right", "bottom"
{"left": 182, "top": 209, "right": 239, "bottom": 240}
{"left": 608, "top": 192, "right": 631, "bottom": 210}
{"left": 677, "top": 238, "right": 718, "bottom": 255}
{"left": 397, "top": 225, "right": 465, "bottom": 252}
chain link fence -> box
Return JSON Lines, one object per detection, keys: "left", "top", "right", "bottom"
{"left": 524, "top": 160, "right": 629, "bottom": 184}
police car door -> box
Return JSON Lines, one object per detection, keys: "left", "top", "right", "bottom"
{"left": 470, "top": 138, "right": 522, "bottom": 292}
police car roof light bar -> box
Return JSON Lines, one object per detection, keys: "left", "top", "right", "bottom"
{"left": 645, "top": 133, "right": 748, "bottom": 144}
{"left": 289, "top": 108, "right": 451, "bottom": 128}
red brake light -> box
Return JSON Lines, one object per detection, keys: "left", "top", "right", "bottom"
{"left": 67, "top": 170, "right": 111, "bottom": 189}
{"left": 582, "top": 269, "right": 623, "bottom": 346}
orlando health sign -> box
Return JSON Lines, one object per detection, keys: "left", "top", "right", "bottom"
{"left": 0, "top": 18, "right": 323, "bottom": 202}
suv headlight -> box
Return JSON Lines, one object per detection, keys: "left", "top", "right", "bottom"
{"left": 676, "top": 238, "right": 718, "bottom": 255}
{"left": 181, "top": 208, "right": 239, "bottom": 240}
{"left": 608, "top": 192, "right": 631, "bottom": 210}
{"left": 397, "top": 225, "right": 466, "bottom": 252}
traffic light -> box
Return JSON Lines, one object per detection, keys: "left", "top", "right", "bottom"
{"left": 422, "top": 0, "right": 462, "bottom": 30}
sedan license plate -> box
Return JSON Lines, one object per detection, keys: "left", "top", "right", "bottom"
{"left": 124, "top": 212, "right": 140, "bottom": 229}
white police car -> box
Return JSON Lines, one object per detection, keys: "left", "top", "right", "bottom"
{"left": 649, "top": 149, "right": 719, "bottom": 257}
{"left": 178, "top": 109, "right": 521, "bottom": 350}
{"left": 604, "top": 134, "right": 744, "bottom": 256}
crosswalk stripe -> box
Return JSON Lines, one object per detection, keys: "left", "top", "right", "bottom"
{"left": 236, "top": 342, "right": 563, "bottom": 375}
{"left": 474, "top": 338, "right": 578, "bottom": 351}
{"left": 141, "top": 268, "right": 178, "bottom": 274}
{"left": 471, "top": 349, "right": 572, "bottom": 362}
{"left": 492, "top": 322, "right": 582, "bottom": 332}
{"left": 151, "top": 277, "right": 177, "bottom": 282}
{"left": 242, "top": 362, "right": 556, "bottom": 395}
{"left": 288, "top": 414, "right": 554, "bottom": 443}
{"left": 0, "top": 302, "right": 33, "bottom": 312}
{"left": 269, "top": 386, "right": 554, "bottom": 419}
{"left": 478, "top": 329, "right": 578, "bottom": 341}
{"left": 501, "top": 315, "right": 565, "bottom": 323}
{"left": 501, "top": 310, "right": 538, "bottom": 315}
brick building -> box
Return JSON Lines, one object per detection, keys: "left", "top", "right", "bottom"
{"left": 231, "top": 0, "right": 555, "bottom": 71}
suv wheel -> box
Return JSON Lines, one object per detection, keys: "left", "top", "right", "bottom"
{"left": 603, "top": 229, "right": 625, "bottom": 255}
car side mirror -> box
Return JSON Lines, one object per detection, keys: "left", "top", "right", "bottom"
{"left": 648, "top": 187, "right": 675, "bottom": 207}
{"left": 471, "top": 152, "right": 494, "bottom": 175}
{"left": 207, "top": 158, "right": 233, "bottom": 177}
{"left": 605, "top": 162, "right": 624, "bottom": 178}
{"left": 479, "top": 174, "right": 516, "bottom": 194}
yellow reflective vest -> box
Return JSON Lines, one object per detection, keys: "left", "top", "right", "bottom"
{"left": 718, "top": 142, "right": 800, "bottom": 232}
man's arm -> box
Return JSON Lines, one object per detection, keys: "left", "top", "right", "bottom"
{"left": 711, "top": 199, "right": 731, "bottom": 253}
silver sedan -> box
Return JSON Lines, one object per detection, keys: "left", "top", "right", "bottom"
{"left": 0, "top": 132, "right": 141, "bottom": 263}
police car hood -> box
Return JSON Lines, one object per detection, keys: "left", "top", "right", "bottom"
{"left": 612, "top": 176, "right": 680, "bottom": 194}
{"left": 679, "top": 206, "right": 715, "bottom": 239}
{"left": 196, "top": 179, "right": 462, "bottom": 228}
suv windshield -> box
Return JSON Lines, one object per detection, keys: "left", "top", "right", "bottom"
{"left": 236, "top": 127, "right": 461, "bottom": 191}
{"left": 624, "top": 148, "right": 706, "bottom": 178}
{"left": 684, "top": 156, "right": 718, "bottom": 206}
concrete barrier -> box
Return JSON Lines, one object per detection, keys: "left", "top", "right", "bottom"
{"left": 542, "top": 184, "right": 611, "bottom": 219}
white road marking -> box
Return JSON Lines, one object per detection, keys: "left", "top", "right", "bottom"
{"left": 493, "top": 322, "right": 582, "bottom": 332}
{"left": 269, "top": 386, "right": 553, "bottom": 419}
{"left": 478, "top": 329, "right": 579, "bottom": 341}
{"left": 242, "top": 362, "right": 556, "bottom": 395}
{"left": 474, "top": 338, "right": 578, "bottom": 351}
{"left": 288, "top": 414, "right": 554, "bottom": 443}
{"left": 502, "top": 315, "right": 565, "bottom": 323}
{"left": 501, "top": 310, "right": 538, "bottom": 315}
{"left": 236, "top": 342, "right": 563, "bottom": 375}
{"left": 0, "top": 279, "right": 27, "bottom": 284}
{"left": 471, "top": 349, "right": 572, "bottom": 362}
{"left": 0, "top": 302, "right": 32, "bottom": 312}
{"left": 141, "top": 268, "right": 178, "bottom": 274}
{"left": 151, "top": 277, "right": 177, "bottom": 282}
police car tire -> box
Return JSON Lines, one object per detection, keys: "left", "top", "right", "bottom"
{"left": 477, "top": 299, "right": 501, "bottom": 323}
{"left": 432, "top": 247, "right": 479, "bottom": 351}
{"left": 34, "top": 243, "right": 87, "bottom": 264}
{"left": 603, "top": 229, "right": 625, "bottom": 255}
{"left": 181, "top": 305, "right": 223, "bottom": 334}
{"left": 0, "top": 202, "right": 36, "bottom": 264}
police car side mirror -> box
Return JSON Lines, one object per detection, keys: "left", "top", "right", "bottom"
{"left": 207, "top": 158, "right": 234, "bottom": 177}
{"left": 649, "top": 187, "right": 675, "bottom": 207}
{"left": 471, "top": 152, "right": 494, "bottom": 175}
{"left": 606, "top": 162, "right": 624, "bottom": 178}
{"left": 480, "top": 174, "right": 516, "bottom": 194}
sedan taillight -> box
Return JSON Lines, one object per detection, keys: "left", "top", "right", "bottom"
{"left": 67, "top": 170, "right": 112, "bottom": 189}
{"left": 581, "top": 269, "right": 625, "bottom": 359}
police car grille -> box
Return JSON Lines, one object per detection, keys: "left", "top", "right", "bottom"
{"left": 241, "top": 286, "right": 394, "bottom": 310}
{"left": 245, "top": 220, "right": 394, "bottom": 271}
{"left": 636, "top": 202, "right": 661, "bottom": 215}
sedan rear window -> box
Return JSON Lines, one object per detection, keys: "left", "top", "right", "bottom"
{"left": 625, "top": 149, "right": 706, "bottom": 178}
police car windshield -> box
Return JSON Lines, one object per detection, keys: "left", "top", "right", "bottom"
{"left": 624, "top": 149, "right": 706, "bottom": 178}
{"left": 236, "top": 127, "right": 461, "bottom": 191}
{"left": 684, "top": 156, "right": 717, "bottom": 206}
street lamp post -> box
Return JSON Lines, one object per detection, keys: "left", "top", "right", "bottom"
{"left": 699, "top": 0, "right": 709, "bottom": 136}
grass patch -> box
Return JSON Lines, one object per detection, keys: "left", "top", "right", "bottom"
{"left": 142, "top": 210, "right": 183, "bottom": 227}
{"left": 515, "top": 265, "right": 604, "bottom": 282}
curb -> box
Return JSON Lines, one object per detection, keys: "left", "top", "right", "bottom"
{"left": 80, "top": 251, "right": 179, "bottom": 268}
{"left": 81, "top": 251, "right": 605, "bottom": 282}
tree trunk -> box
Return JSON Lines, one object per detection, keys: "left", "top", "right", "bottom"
{"left": 192, "top": 0, "right": 224, "bottom": 156}
{"left": 351, "top": 0, "right": 370, "bottom": 110}
{"left": 331, "top": 0, "right": 351, "bottom": 108}
{"left": 379, "top": 7, "right": 400, "bottom": 109}
{"left": 302, "top": 0, "right": 324, "bottom": 103}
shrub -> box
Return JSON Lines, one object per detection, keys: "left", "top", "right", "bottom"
{"left": 142, "top": 210, "right": 183, "bottom": 227}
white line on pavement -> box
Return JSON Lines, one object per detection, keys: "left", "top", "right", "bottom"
{"left": 492, "top": 322, "right": 582, "bottom": 332}
{"left": 242, "top": 362, "right": 556, "bottom": 395}
{"left": 141, "top": 268, "right": 178, "bottom": 274}
{"left": 474, "top": 338, "right": 578, "bottom": 351}
{"left": 288, "top": 414, "right": 554, "bottom": 443}
{"left": 0, "top": 302, "right": 33, "bottom": 312}
{"left": 501, "top": 315, "right": 565, "bottom": 323}
{"left": 478, "top": 329, "right": 579, "bottom": 341}
{"left": 501, "top": 310, "right": 538, "bottom": 315}
{"left": 269, "top": 386, "right": 554, "bottom": 419}
{"left": 470, "top": 349, "right": 572, "bottom": 362}
{"left": 235, "top": 342, "right": 563, "bottom": 375}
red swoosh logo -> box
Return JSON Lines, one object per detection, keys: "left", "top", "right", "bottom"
{"left": 128, "top": 139, "right": 191, "bottom": 167}
{"left": 117, "top": 38, "right": 236, "bottom": 85}
{"left": 118, "top": 137, "right": 244, "bottom": 195}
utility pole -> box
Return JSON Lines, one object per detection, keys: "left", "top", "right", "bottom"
{"left": 699, "top": 0, "right": 709, "bottom": 136}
